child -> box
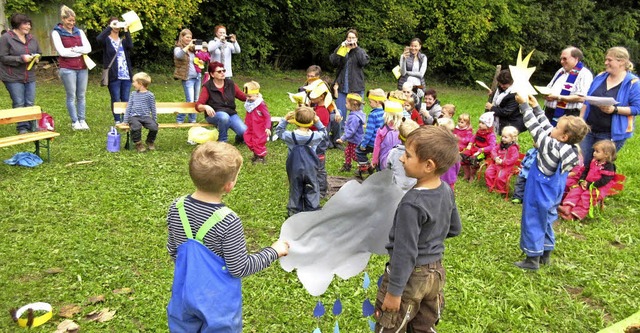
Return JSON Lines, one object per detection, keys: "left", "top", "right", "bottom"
{"left": 437, "top": 117, "right": 461, "bottom": 189}
{"left": 485, "top": 126, "right": 520, "bottom": 193}
{"left": 304, "top": 77, "right": 333, "bottom": 197}
{"left": 563, "top": 148, "right": 585, "bottom": 195}
{"left": 511, "top": 146, "right": 538, "bottom": 204}
{"left": 404, "top": 95, "right": 424, "bottom": 125}
{"left": 453, "top": 113, "right": 474, "bottom": 152}
{"left": 374, "top": 126, "right": 461, "bottom": 333}
{"left": 441, "top": 104, "right": 456, "bottom": 118}
{"left": 386, "top": 118, "right": 420, "bottom": 192}
{"left": 195, "top": 42, "right": 211, "bottom": 83}
{"left": 166, "top": 141, "right": 289, "bottom": 332}
{"left": 276, "top": 106, "right": 327, "bottom": 216}
{"left": 336, "top": 93, "right": 366, "bottom": 171}
{"left": 371, "top": 101, "right": 403, "bottom": 172}
{"left": 401, "top": 81, "right": 421, "bottom": 110}
{"left": 123, "top": 72, "right": 158, "bottom": 153}
{"left": 558, "top": 140, "right": 617, "bottom": 220}
{"left": 243, "top": 81, "right": 271, "bottom": 164}
{"left": 356, "top": 89, "right": 386, "bottom": 177}
{"left": 460, "top": 112, "right": 497, "bottom": 181}
{"left": 388, "top": 90, "right": 411, "bottom": 120}
{"left": 514, "top": 94, "right": 589, "bottom": 270}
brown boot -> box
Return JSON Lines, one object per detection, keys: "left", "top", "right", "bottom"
{"left": 146, "top": 141, "right": 156, "bottom": 151}
{"left": 340, "top": 163, "right": 352, "bottom": 172}
{"left": 462, "top": 165, "right": 471, "bottom": 181}
{"left": 135, "top": 141, "right": 146, "bottom": 153}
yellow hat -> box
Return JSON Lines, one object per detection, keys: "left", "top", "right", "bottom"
{"left": 367, "top": 89, "right": 386, "bottom": 102}
{"left": 243, "top": 81, "right": 260, "bottom": 95}
{"left": 384, "top": 101, "right": 403, "bottom": 114}
{"left": 303, "top": 79, "right": 333, "bottom": 107}
{"left": 346, "top": 93, "right": 362, "bottom": 102}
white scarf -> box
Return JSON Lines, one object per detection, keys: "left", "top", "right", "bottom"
{"left": 244, "top": 96, "right": 263, "bottom": 113}
{"left": 492, "top": 86, "right": 512, "bottom": 106}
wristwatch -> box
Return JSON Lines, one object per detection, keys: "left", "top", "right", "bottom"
{"left": 613, "top": 106, "right": 619, "bottom": 114}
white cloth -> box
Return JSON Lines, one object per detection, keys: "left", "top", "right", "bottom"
{"left": 544, "top": 67, "right": 594, "bottom": 109}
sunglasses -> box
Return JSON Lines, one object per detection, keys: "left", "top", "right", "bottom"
{"left": 214, "top": 69, "right": 226, "bottom": 73}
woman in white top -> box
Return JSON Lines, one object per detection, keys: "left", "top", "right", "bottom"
{"left": 398, "top": 38, "right": 427, "bottom": 93}
{"left": 208, "top": 25, "right": 240, "bottom": 78}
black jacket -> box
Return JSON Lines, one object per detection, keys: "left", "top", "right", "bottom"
{"left": 96, "top": 26, "right": 133, "bottom": 83}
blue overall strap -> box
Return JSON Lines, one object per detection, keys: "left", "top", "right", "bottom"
{"left": 175, "top": 196, "right": 233, "bottom": 243}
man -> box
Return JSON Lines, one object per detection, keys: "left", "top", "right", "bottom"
{"left": 543, "top": 47, "right": 593, "bottom": 126}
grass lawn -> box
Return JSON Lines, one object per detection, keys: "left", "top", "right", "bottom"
{"left": 0, "top": 70, "right": 638, "bottom": 332}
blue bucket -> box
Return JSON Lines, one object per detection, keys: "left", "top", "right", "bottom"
{"left": 107, "top": 126, "right": 121, "bottom": 152}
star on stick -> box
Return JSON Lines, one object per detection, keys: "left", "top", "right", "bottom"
{"left": 509, "top": 46, "right": 537, "bottom": 96}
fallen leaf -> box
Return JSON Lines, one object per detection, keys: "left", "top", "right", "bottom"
{"left": 45, "top": 267, "right": 64, "bottom": 274}
{"left": 85, "top": 308, "right": 116, "bottom": 322}
{"left": 112, "top": 287, "right": 132, "bottom": 294}
{"left": 87, "top": 295, "right": 105, "bottom": 304}
{"left": 54, "top": 319, "right": 80, "bottom": 333}
{"left": 58, "top": 304, "right": 81, "bottom": 318}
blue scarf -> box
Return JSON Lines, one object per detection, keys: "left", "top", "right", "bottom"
{"left": 551, "top": 61, "right": 583, "bottom": 125}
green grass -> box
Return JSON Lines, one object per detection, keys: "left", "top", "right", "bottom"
{"left": 1, "top": 70, "right": 639, "bottom": 332}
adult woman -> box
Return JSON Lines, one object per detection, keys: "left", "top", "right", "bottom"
{"left": 398, "top": 38, "right": 427, "bottom": 91}
{"left": 420, "top": 89, "right": 442, "bottom": 125}
{"left": 484, "top": 69, "right": 525, "bottom": 134}
{"left": 51, "top": 5, "right": 91, "bottom": 130}
{"left": 329, "top": 29, "right": 369, "bottom": 142}
{"left": 196, "top": 61, "right": 247, "bottom": 143}
{"left": 173, "top": 29, "right": 200, "bottom": 123}
{"left": 96, "top": 16, "right": 133, "bottom": 124}
{"left": 208, "top": 25, "right": 240, "bottom": 78}
{"left": 580, "top": 46, "right": 640, "bottom": 165}
{"left": 0, "top": 13, "right": 41, "bottom": 134}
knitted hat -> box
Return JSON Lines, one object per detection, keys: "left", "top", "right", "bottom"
{"left": 384, "top": 101, "right": 403, "bottom": 114}
{"left": 479, "top": 112, "right": 495, "bottom": 128}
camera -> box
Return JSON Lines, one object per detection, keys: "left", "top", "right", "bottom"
{"left": 114, "top": 21, "right": 127, "bottom": 28}
{"left": 193, "top": 39, "right": 203, "bottom": 50}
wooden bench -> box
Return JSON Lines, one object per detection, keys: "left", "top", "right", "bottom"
{"left": 113, "top": 102, "right": 214, "bottom": 149}
{"left": 0, "top": 106, "right": 60, "bottom": 162}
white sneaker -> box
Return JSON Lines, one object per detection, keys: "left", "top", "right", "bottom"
{"left": 187, "top": 140, "right": 197, "bottom": 145}
{"left": 79, "top": 120, "right": 90, "bottom": 130}
{"left": 72, "top": 121, "right": 82, "bottom": 130}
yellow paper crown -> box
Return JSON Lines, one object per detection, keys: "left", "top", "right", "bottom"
{"left": 291, "top": 119, "right": 314, "bottom": 128}
{"left": 367, "top": 90, "right": 386, "bottom": 102}
{"left": 346, "top": 93, "right": 362, "bottom": 102}
{"left": 384, "top": 101, "right": 403, "bottom": 114}
{"left": 244, "top": 88, "right": 260, "bottom": 95}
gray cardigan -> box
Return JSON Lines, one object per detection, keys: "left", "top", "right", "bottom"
{"left": 0, "top": 31, "right": 42, "bottom": 83}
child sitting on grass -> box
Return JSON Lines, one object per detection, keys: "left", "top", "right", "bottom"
{"left": 243, "top": 81, "right": 271, "bottom": 164}
{"left": 460, "top": 112, "right": 496, "bottom": 181}
{"left": 123, "top": 72, "right": 158, "bottom": 153}
{"left": 386, "top": 118, "right": 420, "bottom": 192}
{"left": 374, "top": 126, "right": 461, "bottom": 333}
{"left": 371, "top": 100, "right": 403, "bottom": 172}
{"left": 558, "top": 140, "right": 617, "bottom": 221}
{"left": 166, "top": 141, "right": 289, "bottom": 332}
{"left": 514, "top": 94, "right": 589, "bottom": 270}
{"left": 336, "top": 93, "right": 366, "bottom": 172}
{"left": 276, "top": 106, "right": 327, "bottom": 216}
{"left": 485, "top": 125, "right": 520, "bottom": 194}
{"left": 441, "top": 104, "right": 456, "bottom": 119}
{"left": 404, "top": 95, "right": 424, "bottom": 125}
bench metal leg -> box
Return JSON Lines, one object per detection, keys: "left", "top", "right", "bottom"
{"left": 124, "top": 131, "right": 131, "bottom": 150}
{"left": 33, "top": 140, "right": 52, "bottom": 162}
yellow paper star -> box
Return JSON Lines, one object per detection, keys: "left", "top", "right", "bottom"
{"left": 509, "top": 46, "right": 537, "bottom": 95}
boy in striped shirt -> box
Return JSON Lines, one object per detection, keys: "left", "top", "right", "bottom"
{"left": 123, "top": 72, "right": 158, "bottom": 152}
{"left": 514, "top": 94, "right": 589, "bottom": 270}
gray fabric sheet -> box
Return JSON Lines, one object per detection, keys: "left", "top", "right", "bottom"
{"left": 279, "top": 170, "right": 404, "bottom": 296}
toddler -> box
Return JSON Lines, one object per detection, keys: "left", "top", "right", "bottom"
{"left": 356, "top": 89, "right": 386, "bottom": 177}
{"left": 195, "top": 42, "right": 211, "bottom": 83}
{"left": 243, "top": 81, "right": 271, "bottom": 164}
{"left": 453, "top": 113, "right": 474, "bottom": 152}
{"left": 460, "top": 112, "right": 497, "bottom": 181}
{"left": 563, "top": 148, "right": 585, "bottom": 195}
{"left": 437, "top": 117, "right": 461, "bottom": 189}
{"left": 336, "top": 93, "right": 366, "bottom": 171}
{"left": 441, "top": 104, "right": 456, "bottom": 118}
{"left": 485, "top": 126, "right": 520, "bottom": 193}
{"left": 123, "top": 72, "right": 158, "bottom": 153}
{"left": 371, "top": 100, "right": 403, "bottom": 171}
{"left": 404, "top": 96, "right": 423, "bottom": 125}
{"left": 558, "top": 140, "right": 617, "bottom": 220}
{"left": 511, "top": 146, "right": 538, "bottom": 204}
{"left": 386, "top": 118, "right": 420, "bottom": 192}
{"left": 276, "top": 106, "right": 327, "bottom": 216}
{"left": 304, "top": 76, "right": 333, "bottom": 197}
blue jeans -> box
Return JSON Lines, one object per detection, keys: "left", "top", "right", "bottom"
{"left": 59, "top": 68, "right": 88, "bottom": 123}
{"left": 3, "top": 81, "right": 35, "bottom": 131}
{"left": 177, "top": 75, "right": 201, "bottom": 123}
{"left": 205, "top": 111, "right": 246, "bottom": 143}
{"left": 108, "top": 79, "right": 132, "bottom": 122}
{"left": 580, "top": 131, "right": 627, "bottom": 166}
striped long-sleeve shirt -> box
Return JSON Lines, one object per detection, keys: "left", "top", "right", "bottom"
{"left": 519, "top": 103, "right": 579, "bottom": 175}
{"left": 124, "top": 91, "right": 157, "bottom": 123}
{"left": 359, "top": 107, "right": 384, "bottom": 149}
{"left": 166, "top": 195, "right": 278, "bottom": 278}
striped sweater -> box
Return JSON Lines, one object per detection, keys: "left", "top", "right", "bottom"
{"left": 519, "top": 103, "right": 579, "bottom": 175}
{"left": 166, "top": 195, "right": 278, "bottom": 278}
{"left": 124, "top": 91, "right": 157, "bottom": 123}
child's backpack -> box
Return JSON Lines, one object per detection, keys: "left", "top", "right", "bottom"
{"left": 167, "top": 197, "right": 242, "bottom": 333}
{"left": 37, "top": 112, "right": 54, "bottom": 131}
{"left": 286, "top": 132, "right": 320, "bottom": 176}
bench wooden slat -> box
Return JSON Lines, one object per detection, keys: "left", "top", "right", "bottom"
{"left": 113, "top": 102, "right": 198, "bottom": 115}
{"left": 0, "top": 106, "right": 43, "bottom": 125}
{"left": 0, "top": 131, "right": 60, "bottom": 148}
{"left": 115, "top": 122, "right": 214, "bottom": 131}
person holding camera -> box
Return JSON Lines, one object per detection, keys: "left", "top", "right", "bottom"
{"left": 173, "top": 29, "right": 200, "bottom": 124}
{"left": 398, "top": 38, "right": 427, "bottom": 92}
{"left": 329, "top": 29, "right": 369, "bottom": 146}
{"left": 96, "top": 16, "right": 133, "bottom": 124}
{"left": 208, "top": 25, "right": 240, "bottom": 78}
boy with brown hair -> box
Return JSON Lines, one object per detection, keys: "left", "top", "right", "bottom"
{"left": 166, "top": 141, "right": 289, "bottom": 332}
{"left": 375, "top": 126, "right": 462, "bottom": 333}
